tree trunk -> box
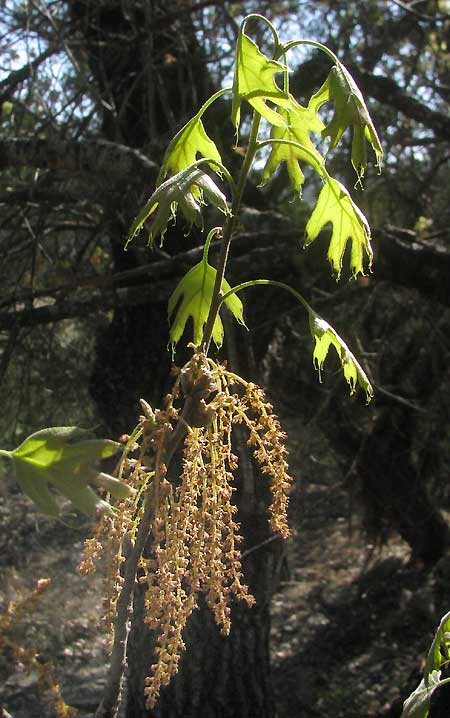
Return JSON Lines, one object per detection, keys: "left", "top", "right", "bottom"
{"left": 356, "top": 406, "right": 450, "bottom": 565}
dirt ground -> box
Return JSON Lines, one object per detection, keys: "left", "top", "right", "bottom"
{"left": 1, "top": 413, "right": 449, "bottom": 718}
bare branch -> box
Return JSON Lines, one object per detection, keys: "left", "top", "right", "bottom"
{"left": 0, "top": 46, "right": 56, "bottom": 104}
{"left": 0, "top": 138, "right": 158, "bottom": 180}
{"left": 352, "top": 69, "right": 450, "bottom": 142}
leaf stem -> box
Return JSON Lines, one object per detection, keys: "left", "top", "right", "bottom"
{"left": 219, "top": 279, "right": 313, "bottom": 317}
{"left": 280, "top": 38, "right": 339, "bottom": 65}
{"left": 201, "top": 111, "right": 262, "bottom": 352}
{"left": 193, "top": 157, "right": 236, "bottom": 195}
{"left": 202, "top": 226, "right": 221, "bottom": 263}
{"left": 241, "top": 14, "right": 280, "bottom": 55}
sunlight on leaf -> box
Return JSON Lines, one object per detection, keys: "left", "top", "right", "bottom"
{"left": 308, "top": 63, "right": 383, "bottom": 184}
{"left": 304, "top": 176, "right": 372, "bottom": 279}
{"left": 401, "top": 611, "right": 450, "bottom": 718}
{"left": 260, "top": 95, "right": 325, "bottom": 194}
{"left": 232, "top": 32, "right": 289, "bottom": 134}
{"left": 1, "top": 427, "right": 126, "bottom": 517}
{"left": 168, "top": 258, "right": 246, "bottom": 351}
{"left": 309, "top": 313, "right": 373, "bottom": 402}
{"left": 158, "top": 113, "right": 222, "bottom": 185}
{"left": 424, "top": 611, "right": 450, "bottom": 684}
{"left": 126, "top": 166, "right": 230, "bottom": 248}
{"left": 401, "top": 671, "right": 442, "bottom": 718}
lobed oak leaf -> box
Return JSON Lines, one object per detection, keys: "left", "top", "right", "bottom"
{"left": 126, "top": 166, "right": 230, "bottom": 248}
{"left": 168, "top": 259, "right": 246, "bottom": 351}
{"left": 260, "top": 95, "right": 325, "bottom": 194}
{"left": 1, "top": 427, "right": 128, "bottom": 517}
{"left": 309, "top": 314, "right": 373, "bottom": 402}
{"left": 401, "top": 671, "right": 442, "bottom": 718}
{"left": 232, "top": 32, "right": 289, "bottom": 134}
{"left": 158, "top": 113, "right": 222, "bottom": 186}
{"left": 424, "top": 611, "right": 450, "bottom": 685}
{"left": 308, "top": 63, "right": 383, "bottom": 183}
{"left": 304, "top": 176, "right": 372, "bottom": 279}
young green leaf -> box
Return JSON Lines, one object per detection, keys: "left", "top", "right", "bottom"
{"left": 260, "top": 95, "right": 325, "bottom": 194}
{"left": 401, "top": 671, "right": 443, "bottom": 718}
{"left": 424, "top": 611, "right": 450, "bottom": 684}
{"left": 309, "top": 313, "right": 373, "bottom": 402}
{"left": 308, "top": 62, "right": 383, "bottom": 183}
{"left": 232, "top": 32, "right": 289, "bottom": 134}
{"left": 126, "top": 165, "right": 230, "bottom": 248}
{"left": 401, "top": 611, "right": 450, "bottom": 718}
{"left": 168, "top": 258, "right": 246, "bottom": 350}
{"left": 1, "top": 427, "right": 127, "bottom": 517}
{"left": 304, "top": 176, "right": 372, "bottom": 279}
{"left": 157, "top": 109, "right": 223, "bottom": 185}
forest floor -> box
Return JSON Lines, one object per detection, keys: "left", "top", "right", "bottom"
{"left": 1, "top": 412, "right": 449, "bottom": 718}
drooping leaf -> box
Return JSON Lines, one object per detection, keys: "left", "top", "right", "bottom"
{"left": 424, "top": 611, "right": 450, "bottom": 684}
{"left": 158, "top": 113, "right": 222, "bottom": 186}
{"left": 304, "top": 176, "right": 372, "bottom": 279}
{"left": 232, "top": 32, "right": 289, "bottom": 134}
{"left": 126, "top": 166, "right": 230, "bottom": 248}
{"left": 308, "top": 62, "right": 383, "bottom": 183}
{"left": 2, "top": 427, "right": 127, "bottom": 517}
{"left": 401, "top": 611, "right": 450, "bottom": 718}
{"left": 401, "top": 671, "right": 443, "bottom": 718}
{"left": 168, "top": 258, "right": 246, "bottom": 350}
{"left": 260, "top": 95, "right": 325, "bottom": 194}
{"left": 309, "top": 313, "right": 373, "bottom": 402}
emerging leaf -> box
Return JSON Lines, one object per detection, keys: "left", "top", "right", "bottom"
{"left": 158, "top": 113, "right": 222, "bottom": 185}
{"left": 309, "top": 313, "right": 373, "bottom": 402}
{"left": 168, "top": 259, "right": 246, "bottom": 350}
{"left": 126, "top": 166, "right": 230, "bottom": 247}
{"left": 232, "top": 32, "right": 289, "bottom": 134}
{"left": 424, "top": 611, "right": 450, "bottom": 685}
{"left": 3, "top": 427, "right": 126, "bottom": 517}
{"left": 401, "top": 671, "right": 442, "bottom": 718}
{"left": 401, "top": 611, "right": 450, "bottom": 718}
{"left": 260, "top": 95, "right": 325, "bottom": 194}
{"left": 308, "top": 63, "right": 383, "bottom": 183}
{"left": 304, "top": 177, "right": 372, "bottom": 279}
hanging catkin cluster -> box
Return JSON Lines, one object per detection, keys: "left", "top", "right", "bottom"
{"left": 78, "top": 353, "right": 292, "bottom": 710}
{"left": 0, "top": 578, "right": 77, "bottom": 718}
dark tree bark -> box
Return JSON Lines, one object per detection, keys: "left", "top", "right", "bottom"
{"left": 356, "top": 406, "right": 450, "bottom": 565}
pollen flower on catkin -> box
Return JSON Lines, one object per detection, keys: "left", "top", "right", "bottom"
{"left": 77, "top": 355, "right": 293, "bottom": 712}
{"left": 0, "top": 579, "right": 77, "bottom": 717}
{"left": 141, "top": 395, "right": 254, "bottom": 710}
{"left": 215, "top": 368, "right": 293, "bottom": 539}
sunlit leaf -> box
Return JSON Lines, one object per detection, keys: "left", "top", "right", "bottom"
{"left": 1, "top": 427, "right": 127, "bottom": 517}
{"left": 308, "top": 62, "right": 383, "bottom": 183}
{"left": 158, "top": 114, "right": 222, "bottom": 185}
{"left": 168, "top": 258, "right": 246, "bottom": 350}
{"left": 401, "top": 671, "right": 442, "bottom": 718}
{"left": 425, "top": 611, "right": 450, "bottom": 684}
{"left": 309, "top": 313, "right": 373, "bottom": 402}
{"left": 126, "top": 166, "right": 230, "bottom": 248}
{"left": 304, "top": 176, "right": 372, "bottom": 279}
{"left": 232, "top": 32, "right": 289, "bottom": 134}
{"left": 401, "top": 611, "right": 450, "bottom": 718}
{"left": 260, "top": 95, "right": 325, "bottom": 194}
